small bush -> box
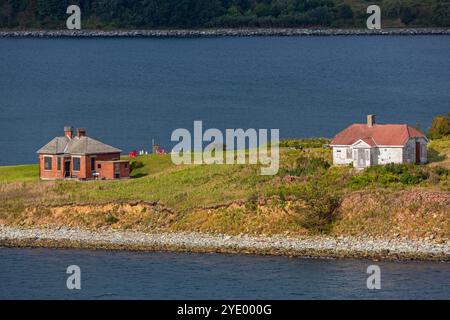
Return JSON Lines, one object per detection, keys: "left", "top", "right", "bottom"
{"left": 245, "top": 193, "right": 259, "bottom": 211}
{"left": 433, "top": 167, "right": 449, "bottom": 176}
{"left": 286, "top": 156, "right": 331, "bottom": 176}
{"left": 399, "top": 171, "right": 428, "bottom": 185}
{"left": 105, "top": 214, "right": 119, "bottom": 224}
{"left": 378, "top": 173, "right": 399, "bottom": 185}
{"left": 130, "top": 160, "right": 144, "bottom": 171}
{"left": 296, "top": 182, "right": 341, "bottom": 233}
{"left": 349, "top": 174, "right": 371, "bottom": 188}
{"left": 385, "top": 163, "right": 408, "bottom": 175}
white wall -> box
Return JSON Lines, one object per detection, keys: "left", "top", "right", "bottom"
{"left": 374, "top": 147, "right": 403, "bottom": 165}
{"left": 332, "top": 147, "right": 353, "bottom": 165}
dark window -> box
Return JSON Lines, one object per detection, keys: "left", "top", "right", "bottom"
{"left": 346, "top": 148, "right": 352, "bottom": 159}
{"left": 91, "top": 157, "right": 95, "bottom": 171}
{"left": 57, "top": 157, "right": 61, "bottom": 170}
{"left": 98, "top": 164, "right": 101, "bottom": 169}
{"left": 44, "top": 156, "right": 52, "bottom": 170}
{"left": 124, "top": 163, "right": 128, "bottom": 168}
{"left": 73, "top": 157, "right": 81, "bottom": 171}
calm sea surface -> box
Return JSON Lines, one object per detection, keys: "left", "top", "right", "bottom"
{"left": 0, "top": 248, "right": 448, "bottom": 299}
{"left": 0, "top": 36, "right": 449, "bottom": 165}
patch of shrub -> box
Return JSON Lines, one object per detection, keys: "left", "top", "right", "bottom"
{"left": 384, "top": 163, "right": 408, "bottom": 175}
{"left": 130, "top": 160, "right": 144, "bottom": 171}
{"left": 351, "top": 163, "right": 429, "bottom": 188}
{"left": 296, "top": 182, "right": 341, "bottom": 233}
{"left": 365, "top": 163, "right": 408, "bottom": 175}
{"left": 377, "top": 173, "right": 399, "bottom": 185}
{"left": 399, "top": 171, "right": 429, "bottom": 185}
{"left": 350, "top": 174, "right": 371, "bottom": 188}
{"left": 245, "top": 193, "right": 259, "bottom": 211}
{"left": 286, "top": 156, "right": 331, "bottom": 176}
{"left": 105, "top": 214, "right": 119, "bottom": 225}
{"left": 433, "top": 166, "right": 449, "bottom": 176}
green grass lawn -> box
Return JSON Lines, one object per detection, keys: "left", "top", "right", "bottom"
{"left": 0, "top": 164, "right": 39, "bottom": 182}
{"left": 428, "top": 138, "right": 450, "bottom": 166}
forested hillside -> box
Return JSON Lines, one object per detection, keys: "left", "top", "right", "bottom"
{"left": 0, "top": 0, "right": 449, "bottom": 29}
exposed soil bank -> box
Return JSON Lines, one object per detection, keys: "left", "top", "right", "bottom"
{"left": 1, "top": 28, "right": 449, "bottom": 38}
{"left": 0, "top": 226, "right": 448, "bottom": 261}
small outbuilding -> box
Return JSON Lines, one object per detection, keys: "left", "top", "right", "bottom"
{"left": 37, "top": 126, "right": 130, "bottom": 180}
{"left": 330, "top": 115, "right": 428, "bottom": 169}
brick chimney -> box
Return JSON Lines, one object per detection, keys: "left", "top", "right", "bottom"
{"left": 367, "top": 114, "right": 375, "bottom": 127}
{"left": 64, "top": 126, "right": 73, "bottom": 139}
{"left": 77, "top": 128, "right": 86, "bottom": 137}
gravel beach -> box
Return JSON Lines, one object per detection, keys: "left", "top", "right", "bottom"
{"left": 0, "top": 225, "right": 448, "bottom": 261}
{"left": 1, "top": 28, "right": 449, "bottom": 38}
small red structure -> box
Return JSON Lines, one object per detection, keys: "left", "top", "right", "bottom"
{"left": 36, "top": 126, "right": 130, "bottom": 180}
{"left": 129, "top": 150, "right": 137, "bottom": 158}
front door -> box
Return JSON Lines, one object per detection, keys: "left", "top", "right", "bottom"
{"left": 415, "top": 141, "right": 421, "bottom": 164}
{"left": 114, "top": 163, "right": 120, "bottom": 179}
{"left": 64, "top": 161, "right": 70, "bottom": 177}
{"left": 357, "top": 149, "right": 366, "bottom": 168}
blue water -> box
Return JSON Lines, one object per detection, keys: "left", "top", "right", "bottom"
{"left": 0, "top": 248, "right": 448, "bottom": 299}
{"left": 0, "top": 36, "right": 449, "bottom": 165}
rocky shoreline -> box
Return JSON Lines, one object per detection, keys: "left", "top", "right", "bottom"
{"left": 1, "top": 28, "right": 449, "bottom": 38}
{"left": 0, "top": 226, "right": 448, "bottom": 261}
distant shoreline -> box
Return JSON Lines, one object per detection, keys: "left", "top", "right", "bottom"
{"left": 1, "top": 28, "right": 449, "bottom": 38}
{"left": 1, "top": 226, "right": 448, "bottom": 261}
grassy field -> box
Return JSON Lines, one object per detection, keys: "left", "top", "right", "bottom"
{"left": 0, "top": 164, "right": 39, "bottom": 182}
{"left": 0, "top": 137, "right": 449, "bottom": 239}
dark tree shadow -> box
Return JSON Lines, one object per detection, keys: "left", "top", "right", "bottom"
{"left": 131, "top": 173, "right": 148, "bottom": 179}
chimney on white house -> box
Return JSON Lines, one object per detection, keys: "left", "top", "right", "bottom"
{"left": 367, "top": 114, "right": 375, "bottom": 127}
{"left": 64, "top": 125, "right": 73, "bottom": 139}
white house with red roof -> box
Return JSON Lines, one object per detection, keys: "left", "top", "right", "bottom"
{"left": 330, "top": 115, "right": 428, "bottom": 169}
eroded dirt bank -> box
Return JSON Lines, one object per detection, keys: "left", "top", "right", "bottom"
{"left": 1, "top": 189, "right": 448, "bottom": 240}
{"left": 0, "top": 189, "right": 448, "bottom": 261}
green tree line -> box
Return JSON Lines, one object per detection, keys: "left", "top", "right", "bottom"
{"left": 0, "top": 0, "right": 449, "bottom": 29}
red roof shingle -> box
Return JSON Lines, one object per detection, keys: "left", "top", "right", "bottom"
{"left": 330, "top": 124, "right": 426, "bottom": 146}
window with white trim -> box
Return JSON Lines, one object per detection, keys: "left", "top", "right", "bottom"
{"left": 346, "top": 148, "right": 352, "bottom": 159}
{"left": 72, "top": 157, "right": 81, "bottom": 171}
{"left": 44, "top": 156, "right": 52, "bottom": 170}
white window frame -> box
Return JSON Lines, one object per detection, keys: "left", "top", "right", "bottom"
{"left": 72, "top": 156, "right": 81, "bottom": 172}
{"left": 346, "top": 148, "right": 352, "bottom": 159}
{"left": 43, "top": 155, "right": 53, "bottom": 171}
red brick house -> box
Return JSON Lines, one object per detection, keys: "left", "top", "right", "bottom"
{"left": 37, "top": 126, "right": 130, "bottom": 180}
